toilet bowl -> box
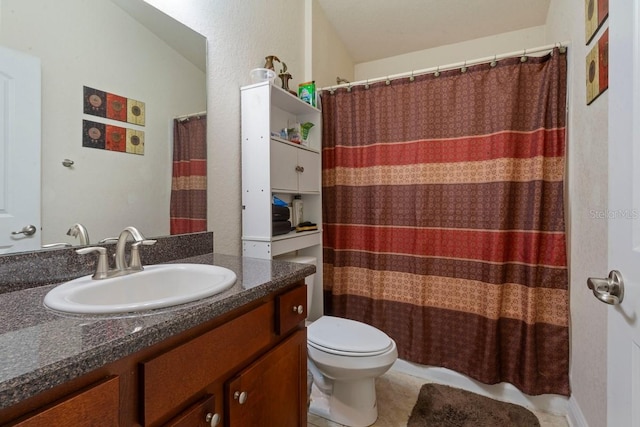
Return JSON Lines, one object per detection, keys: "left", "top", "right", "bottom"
{"left": 277, "top": 255, "right": 398, "bottom": 427}
{"left": 307, "top": 316, "right": 398, "bottom": 426}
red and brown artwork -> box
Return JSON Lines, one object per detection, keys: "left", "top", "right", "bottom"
{"left": 105, "top": 125, "right": 126, "bottom": 152}
{"left": 106, "top": 93, "right": 128, "bottom": 122}
{"left": 585, "top": 0, "right": 608, "bottom": 44}
{"left": 83, "top": 85, "right": 145, "bottom": 126}
{"left": 586, "top": 27, "right": 609, "bottom": 105}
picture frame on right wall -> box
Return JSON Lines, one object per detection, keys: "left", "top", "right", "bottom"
{"left": 586, "top": 28, "right": 609, "bottom": 105}
{"left": 585, "top": 0, "right": 609, "bottom": 44}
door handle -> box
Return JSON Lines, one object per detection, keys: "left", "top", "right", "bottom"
{"left": 587, "top": 270, "right": 624, "bottom": 305}
{"left": 11, "top": 225, "right": 37, "bottom": 236}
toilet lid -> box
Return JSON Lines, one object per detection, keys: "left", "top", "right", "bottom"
{"left": 307, "top": 316, "right": 393, "bottom": 356}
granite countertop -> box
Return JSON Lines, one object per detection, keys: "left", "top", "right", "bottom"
{"left": 0, "top": 253, "right": 315, "bottom": 410}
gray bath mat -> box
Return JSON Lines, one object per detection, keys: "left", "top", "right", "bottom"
{"left": 407, "top": 383, "right": 540, "bottom": 427}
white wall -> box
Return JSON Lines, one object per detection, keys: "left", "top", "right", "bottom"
{"left": 354, "top": 26, "right": 546, "bottom": 81}
{"left": 545, "top": 1, "right": 609, "bottom": 426}
{"left": 144, "top": 0, "right": 306, "bottom": 255}
{"left": 310, "top": 0, "right": 355, "bottom": 89}
{"left": 0, "top": 0, "right": 206, "bottom": 245}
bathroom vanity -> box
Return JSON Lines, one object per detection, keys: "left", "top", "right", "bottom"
{"left": 0, "top": 235, "right": 312, "bottom": 426}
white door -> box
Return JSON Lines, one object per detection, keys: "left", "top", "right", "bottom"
{"left": 607, "top": 1, "right": 640, "bottom": 425}
{"left": 0, "top": 46, "right": 41, "bottom": 253}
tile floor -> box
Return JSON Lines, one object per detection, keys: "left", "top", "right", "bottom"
{"left": 307, "top": 370, "right": 569, "bottom": 427}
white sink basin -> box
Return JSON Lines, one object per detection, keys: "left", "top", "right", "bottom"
{"left": 44, "top": 264, "right": 237, "bottom": 314}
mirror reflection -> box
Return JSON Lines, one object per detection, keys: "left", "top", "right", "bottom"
{"left": 0, "top": 0, "right": 207, "bottom": 254}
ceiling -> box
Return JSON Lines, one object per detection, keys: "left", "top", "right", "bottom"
{"left": 316, "top": 0, "right": 551, "bottom": 64}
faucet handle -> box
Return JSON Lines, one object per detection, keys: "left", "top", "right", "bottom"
{"left": 129, "top": 239, "right": 157, "bottom": 270}
{"left": 42, "top": 242, "right": 73, "bottom": 248}
{"left": 98, "top": 237, "right": 118, "bottom": 244}
{"left": 76, "top": 246, "right": 109, "bottom": 279}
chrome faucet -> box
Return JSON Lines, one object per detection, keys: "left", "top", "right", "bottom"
{"left": 67, "top": 223, "right": 90, "bottom": 245}
{"left": 114, "top": 226, "right": 157, "bottom": 273}
{"left": 76, "top": 226, "right": 156, "bottom": 280}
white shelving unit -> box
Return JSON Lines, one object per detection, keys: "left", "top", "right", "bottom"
{"left": 241, "top": 81, "right": 323, "bottom": 318}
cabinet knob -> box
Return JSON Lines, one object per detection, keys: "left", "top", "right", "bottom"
{"left": 205, "top": 412, "right": 220, "bottom": 426}
{"left": 295, "top": 165, "right": 304, "bottom": 173}
{"left": 292, "top": 304, "right": 304, "bottom": 314}
{"left": 234, "top": 390, "right": 248, "bottom": 404}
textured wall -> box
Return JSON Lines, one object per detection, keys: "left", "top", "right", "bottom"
{"left": 311, "top": 0, "right": 355, "bottom": 89}
{"left": 354, "top": 26, "right": 546, "bottom": 81}
{"left": 546, "top": 1, "right": 609, "bottom": 426}
{"left": 146, "top": 0, "right": 307, "bottom": 256}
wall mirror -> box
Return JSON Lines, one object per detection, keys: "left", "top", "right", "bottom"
{"left": 0, "top": 0, "right": 207, "bottom": 254}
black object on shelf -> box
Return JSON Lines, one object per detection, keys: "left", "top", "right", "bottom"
{"left": 272, "top": 220, "right": 292, "bottom": 236}
{"left": 272, "top": 204, "right": 290, "bottom": 221}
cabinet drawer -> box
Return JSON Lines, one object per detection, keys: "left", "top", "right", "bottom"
{"left": 276, "top": 285, "right": 307, "bottom": 335}
{"left": 141, "top": 303, "right": 273, "bottom": 426}
{"left": 9, "top": 376, "right": 119, "bottom": 427}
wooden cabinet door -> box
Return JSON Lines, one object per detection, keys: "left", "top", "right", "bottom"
{"left": 9, "top": 376, "right": 119, "bottom": 427}
{"left": 226, "top": 330, "right": 307, "bottom": 427}
{"left": 270, "top": 140, "right": 298, "bottom": 191}
{"left": 297, "top": 149, "right": 320, "bottom": 193}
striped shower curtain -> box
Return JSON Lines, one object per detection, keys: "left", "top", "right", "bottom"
{"left": 170, "top": 116, "right": 207, "bottom": 234}
{"left": 321, "top": 49, "right": 569, "bottom": 396}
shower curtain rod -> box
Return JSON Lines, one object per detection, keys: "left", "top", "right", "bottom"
{"left": 319, "top": 41, "right": 570, "bottom": 92}
{"left": 175, "top": 110, "right": 206, "bottom": 121}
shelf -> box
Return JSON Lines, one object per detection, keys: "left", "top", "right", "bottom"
{"left": 272, "top": 230, "right": 321, "bottom": 241}
{"left": 270, "top": 83, "right": 319, "bottom": 115}
{"left": 270, "top": 136, "right": 319, "bottom": 153}
{"left": 271, "top": 231, "right": 321, "bottom": 257}
{"left": 241, "top": 81, "right": 319, "bottom": 115}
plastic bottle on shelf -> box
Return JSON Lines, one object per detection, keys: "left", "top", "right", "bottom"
{"left": 291, "top": 195, "right": 304, "bottom": 226}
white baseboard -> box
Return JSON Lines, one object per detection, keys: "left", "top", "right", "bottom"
{"left": 566, "top": 395, "right": 588, "bottom": 427}
{"left": 391, "top": 359, "right": 570, "bottom": 416}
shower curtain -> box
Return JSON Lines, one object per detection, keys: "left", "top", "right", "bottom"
{"left": 321, "top": 49, "right": 569, "bottom": 396}
{"left": 170, "top": 116, "right": 207, "bottom": 234}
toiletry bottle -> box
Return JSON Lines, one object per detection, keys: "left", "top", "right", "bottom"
{"left": 291, "top": 195, "right": 303, "bottom": 226}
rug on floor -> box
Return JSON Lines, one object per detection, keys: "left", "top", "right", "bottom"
{"left": 407, "top": 383, "right": 540, "bottom": 427}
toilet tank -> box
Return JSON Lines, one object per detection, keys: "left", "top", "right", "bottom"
{"left": 277, "top": 255, "right": 316, "bottom": 316}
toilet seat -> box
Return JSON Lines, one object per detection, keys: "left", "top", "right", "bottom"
{"left": 307, "top": 316, "right": 393, "bottom": 357}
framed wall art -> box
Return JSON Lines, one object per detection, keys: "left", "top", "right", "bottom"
{"left": 586, "top": 27, "right": 609, "bottom": 105}
{"left": 585, "top": 0, "right": 609, "bottom": 45}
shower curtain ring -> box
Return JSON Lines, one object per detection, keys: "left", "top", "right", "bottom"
{"left": 347, "top": 84, "right": 352, "bottom": 92}
{"left": 365, "top": 79, "right": 369, "bottom": 89}
{"left": 329, "top": 86, "right": 335, "bottom": 95}
{"left": 520, "top": 49, "right": 528, "bottom": 62}
{"left": 490, "top": 55, "right": 497, "bottom": 68}
{"left": 409, "top": 71, "right": 415, "bottom": 82}
{"left": 461, "top": 61, "right": 467, "bottom": 73}
{"left": 434, "top": 67, "right": 440, "bottom": 77}
{"left": 386, "top": 76, "right": 391, "bottom": 85}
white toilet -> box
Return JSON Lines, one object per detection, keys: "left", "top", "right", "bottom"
{"left": 279, "top": 255, "right": 398, "bottom": 427}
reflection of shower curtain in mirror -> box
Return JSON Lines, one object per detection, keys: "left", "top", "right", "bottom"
{"left": 170, "top": 116, "right": 207, "bottom": 234}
